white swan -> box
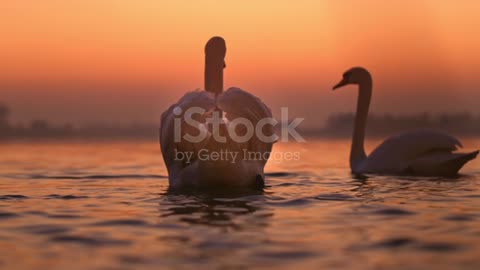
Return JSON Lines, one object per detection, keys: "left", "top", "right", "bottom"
{"left": 159, "top": 37, "right": 274, "bottom": 189}
{"left": 333, "top": 67, "right": 478, "bottom": 176}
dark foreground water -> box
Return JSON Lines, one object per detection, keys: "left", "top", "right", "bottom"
{"left": 1, "top": 139, "right": 480, "bottom": 270}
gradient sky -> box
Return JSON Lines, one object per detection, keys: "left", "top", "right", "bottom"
{"left": 1, "top": 1, "right": 479, "bottom": 127}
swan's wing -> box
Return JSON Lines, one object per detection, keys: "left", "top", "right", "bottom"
{"left": 217, "top": 87, "right": 276, "bottom": 166}
{"left": 365, "top": 129, "right": 462, "bottom": 172}
{"left": 160, "top": 90, "right": 216, "bottom": 177}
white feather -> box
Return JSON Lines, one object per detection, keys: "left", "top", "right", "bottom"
{"left": 160, "top": 88, "right": 275, "bottom": 189}
{"left": 362, "top": 129, "right": 466, "bottom": 174}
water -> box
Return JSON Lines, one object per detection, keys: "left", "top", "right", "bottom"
{"left": 1, "top": 139, "right": 480, "bottom": 270}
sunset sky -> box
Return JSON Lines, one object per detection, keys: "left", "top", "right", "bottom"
{"left": 1, "top": 1, "right": 479, "bottom": 127}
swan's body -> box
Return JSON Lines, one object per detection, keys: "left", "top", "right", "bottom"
{"left": 333, "top": 67, "right": 478, "bottom": 176}
{"left": 160, "top": 88, "right": 274, "bottom": 189}
{"left": 160, "top": 37, "right": 273, "bottom": 189}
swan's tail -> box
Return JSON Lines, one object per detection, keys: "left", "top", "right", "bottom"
{"left": 447, "top": 150, "right": 479, "bottom": 171}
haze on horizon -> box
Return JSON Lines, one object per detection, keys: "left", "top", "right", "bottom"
{"left": 1, "top": 1, "right": 479, "bottom": 128}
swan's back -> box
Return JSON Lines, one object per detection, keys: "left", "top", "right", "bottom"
{"left": 160, "top": 91, "right": 216, "bottom": 185}
{"left": 217, "top": 87, "right": 275, "bottom": 167}
{"left": 160, "top": 88, "right": 275, "bottom": 189}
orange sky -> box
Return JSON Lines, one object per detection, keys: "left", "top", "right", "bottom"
{"left": 1, "top": 1, "right": 479, "bottom": 127}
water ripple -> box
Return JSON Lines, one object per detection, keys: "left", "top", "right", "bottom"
{"left": 45, "top": 194, "right": 89, "bottom": 200}
{"left": 268, "top": 198, "right": 312, "bottom": 207}
{"left": 371, "top": 237, "right": 416, "bottom": 249}
{"left": 0, "top": 212, "right": 20, "bottom": 219}
{"left": 92, "top": 219, "right": 149, "bottom": 227}
{"left": 47, "top": 214, "right": 84, "bottom": 219}
{"left": 265, "top": 172, "right": 299, "bottom": 178}
{"left": 50, "top": 235, "right": 132, "bottom": 247}
{"left": 417, "top": 242, "right": 462, "bottom": 252}
{"left": 314, "top": 193, "right": 357, "bottom": 201}
{"left": 443, "top": 214, "right": 476, "bottom": 222}
{"left": 0, "top": 194, "right": 29, "bottom": 200}
{"left": 19, "top": 224, "right": 71, "bottom": 235}
{"left": 373, "top": 207, "right": 416, "bottom": 216}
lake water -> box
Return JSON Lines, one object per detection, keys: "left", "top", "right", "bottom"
{"left": 1, "top": 139, "right": 480, "bottom": 270}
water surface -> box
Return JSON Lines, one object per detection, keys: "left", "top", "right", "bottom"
{"left": 1, "top": 139, "right": 480, "bottom": 269}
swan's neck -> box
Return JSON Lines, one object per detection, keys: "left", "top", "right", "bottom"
{"left": 350, "top": 80, "right": 372, "bottom": 170}
{"left": 204, "top": 57, "right": 224, "bottom": 94}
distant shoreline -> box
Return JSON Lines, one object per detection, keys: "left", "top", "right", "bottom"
{"left": 2, "top": 104, "right": 480, "bottom": 141}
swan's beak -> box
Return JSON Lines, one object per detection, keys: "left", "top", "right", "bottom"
{"left": 223, "top": 61, "right": 226, "bottom": 68}
{"left": 332, "top": 78, "right": 348, "bottom": 90}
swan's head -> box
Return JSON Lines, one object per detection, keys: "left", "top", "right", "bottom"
{"left": 205, "top": 36, "right": 227, "bottom": 94}
{"left": 205, "top": 36, "right": 227, "bottom": 68}
{"left": 333, "top": 67, "right": 371, "bottom": 90}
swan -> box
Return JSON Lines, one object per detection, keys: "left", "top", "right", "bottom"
{"left": 332, "top": 67, "right": 478, "bottom": 176}
{"left": 159, "top": 37, "right": 274, "bottom": 189}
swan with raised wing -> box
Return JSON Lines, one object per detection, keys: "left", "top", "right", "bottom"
{"left": 160, "top": 37, "right": 274, "bottom": 189}
{"left": 332, "top": 67, "right": 478, "bottom": 176}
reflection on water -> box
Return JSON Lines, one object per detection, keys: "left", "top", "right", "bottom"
{"left": 0, "top": 139, "right": 479, "bottom": 269}
{"left": 160, "top": 190, "right": 271, "bottom": 230}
